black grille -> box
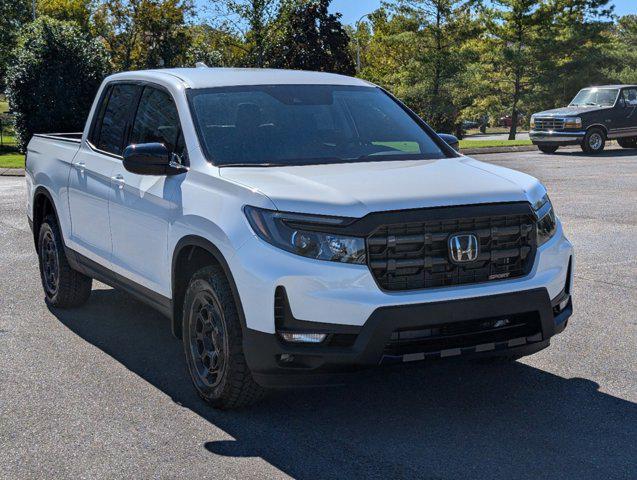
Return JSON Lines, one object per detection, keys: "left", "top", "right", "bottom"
{"left": 367, "top": 209, "right": 536, "bottom": 291}
{"left": 384, "top": 312, "right": 542, "bottom": 356}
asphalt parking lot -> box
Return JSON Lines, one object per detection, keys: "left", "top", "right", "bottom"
{"left": 1, "top": 147, "right": 636, "bottom": 479}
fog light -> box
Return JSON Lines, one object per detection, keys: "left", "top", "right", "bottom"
{"left": 279, "top": 332, "right": 327, "bottom": 343}
{"left": 559, "top": 296, "right": 570, "bottom": 311}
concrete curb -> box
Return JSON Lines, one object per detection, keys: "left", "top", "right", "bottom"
{"left": 461, "top": 145, "right": 538, "bottom": 155}
{"left": 0, "top": 168, "right": 25, "bottom": 177}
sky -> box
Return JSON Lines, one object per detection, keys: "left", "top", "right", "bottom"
{"left": 329, "top": 0, "right": 635, "bottom": 25}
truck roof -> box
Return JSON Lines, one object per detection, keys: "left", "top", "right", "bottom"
{"left": 105, "top": 67, "right": 374, "bottom": 89}
{"left": 586, "top": 84, "right": 637, "bottom": 89}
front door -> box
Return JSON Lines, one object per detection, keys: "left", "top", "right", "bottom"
{"left": 615, "top": 88, "right": 637, "bottom": 137}
{"left": 108, "top": 85, "right": 186, "bottom": 297}
{"left": 68, "top": 83, "right": 141, "bottom": 264}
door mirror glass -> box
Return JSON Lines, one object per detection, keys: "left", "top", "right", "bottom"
{"left": 123, "top": 143, "right": 187, "bottom": 175}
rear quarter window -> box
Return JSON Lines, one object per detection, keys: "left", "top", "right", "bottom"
{"left": 93, "top": 83, "right": 141, "bottom": 156}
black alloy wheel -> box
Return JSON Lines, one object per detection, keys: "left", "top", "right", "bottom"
{"left": 187, "top": 290, "right": 229, "bottom": 389}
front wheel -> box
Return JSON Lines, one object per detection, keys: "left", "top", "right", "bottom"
{"left": 617, "top": 137, "right": 637, "bottom": 149}
{"left": 182, "top": 265, "right": 264, "bottom": 409}
{"left": 37, "top": 215, "right": 92, "bottom": 308}
{"left": 581, "top": 128, "right": 606, "bottom": 154}
{"left": 538, "top": 145, "right": 559, "bottom": 154}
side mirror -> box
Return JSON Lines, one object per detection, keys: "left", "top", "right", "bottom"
{"left": 123, "top": 143, "right": 188, "bottom": 176}
{"left": 438, "top": 133, "right": 460, "bottom": 152}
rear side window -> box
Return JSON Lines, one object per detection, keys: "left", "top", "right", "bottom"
{"left": 130, "top": 87, "right": 185, "bottom": 157}
{"left": 95, "top": 84, "right": 140, "bottom": 155}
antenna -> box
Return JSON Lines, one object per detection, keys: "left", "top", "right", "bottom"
{"left": 195, "top": 62, "right": 208, "bottom": 68}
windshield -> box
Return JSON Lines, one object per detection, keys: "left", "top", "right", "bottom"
{"left": 188, "top": 85, "right": 447, "bottom": 166}
{"left": 569, "top": 88, "right": 619, "bottom": 107}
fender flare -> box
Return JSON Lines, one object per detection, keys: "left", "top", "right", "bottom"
{"left": 171, "top": 235, "right": 247, "bottom": 337}
{"left": 31, "top": 185, "right": 62, "bottom": 248}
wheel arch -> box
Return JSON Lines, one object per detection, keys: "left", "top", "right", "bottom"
{"left": 586, "top": 123, "right": 608, "bottom": 136}
{"left": 171, "top": 235, "right": 247, "bottom": 338}
{"left": 32, "top": 186, "right": 61, "bottom": 249}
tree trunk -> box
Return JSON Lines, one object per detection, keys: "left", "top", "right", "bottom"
{"left": 509, "top": 73, "right": 521, "bottom": 140}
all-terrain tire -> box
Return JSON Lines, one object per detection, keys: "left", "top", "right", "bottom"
{"left": 182, "top": 265, "right": 264, "bottom": 409}
{"left": 37, "top": 214, "right": 92, "bottom": 308}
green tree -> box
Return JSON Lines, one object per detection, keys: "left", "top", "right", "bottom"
{"left": 473, "top": 1, "right": 545, "bottom": 139}
{"left": 207, "top": 0, "right": 280, "bottom": 66}
{"left": 92, "top": 0, "right": 194, "bottom": 70}
{"left": 266, "top": 0, "right": 355, "bottom": 75}
{"left": 356, "top": 1, "right": 479, "bottom": 132}
{"left": 533, "top": 0, "right": 614, "bottom": 109}
{"left": 605, "top": 14, "right": 637, "bottom": 84}
{"left": 182, "top": 25, "right": 226, "bottom": 67}
{"left": 0, "top": 0, "right": 32, "bottom": 90}
{"left": 37, "top": 0, "right": 95, "bottom": 30}
{"left": 5, "top": 17, "right": 110, "bottom": 151}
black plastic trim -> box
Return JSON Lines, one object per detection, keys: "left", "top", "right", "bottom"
{"left": 171, "top": 236, "right": 247, "bottom": 337}
{"left": 244, "top": 287, "right": 571, "bottom": 387}
{"left": 65, "top": 248, "right": 173, "bottom": 319}
{"left": 33, "top": 133, "right": 82, "bottom": 144}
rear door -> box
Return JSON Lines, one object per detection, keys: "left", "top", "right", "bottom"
{"left": 68, "top": 83, "right": 141, "bottom": 264}
{"left": 108, "top": 85, "right": 186, "bottom": 297}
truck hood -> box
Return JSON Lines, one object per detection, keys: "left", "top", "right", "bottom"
{"left": 220, "top": 157, "right": 546, "bottom": 217}
{"left": 534, "top": 105, "right": 608, "bottom": 117}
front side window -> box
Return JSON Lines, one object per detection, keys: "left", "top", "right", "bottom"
{"left": 130, "top": 87, "right": 185, "bottom": 157}
{"left": 188, "top": 85, "right": 446, "bottom": 166}
{"left": 569, "top": 88, "right": 619, "bottom": 108}
{"left": 95, "top": 84, "right": 140, "bottom": 155}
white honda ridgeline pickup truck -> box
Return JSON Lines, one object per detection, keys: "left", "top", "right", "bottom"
{"left": 26, "top": 68, "right": 573, "bottom": 409}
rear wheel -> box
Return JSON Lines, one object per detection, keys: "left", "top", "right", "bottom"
{"left": 538, "top": 145, "right": 559, "bottom": 154}
{"left": 182, "top": 265, "right": 264, "bottom": 409}
{"left": 37, "top": 215, "right": 92, "bottom": 308}
{"left": 617, "top": 137, "right": 637, "bottom": 149}
{"left": 581, "top": 127, "right": 606, "bottom": 154}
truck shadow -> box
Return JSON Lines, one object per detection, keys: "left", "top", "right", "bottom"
{"left": 553, "top": 148, "right": 637, "bottom": 158}
{"left": 51, "top": 288, "right": 637, "bottom": 480}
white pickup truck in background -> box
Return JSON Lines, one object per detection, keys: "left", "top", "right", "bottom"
{"left": 26, "top": 68, "right": 574, "bottom": 409}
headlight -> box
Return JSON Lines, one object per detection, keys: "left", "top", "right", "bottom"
{"left": 563, "top": 117, "right": 582, "bottom": 129}
{"left": 533, "top": 194, "right": 557, "bottom": 246}
{"left": 530, "top": 116, "right": 536, "bottom": 128}
{"left": 244, "top": 206, "right": 366, "bottom": 264}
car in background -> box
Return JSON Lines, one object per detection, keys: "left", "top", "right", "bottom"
{"left": 530, "top": 85, "right": 637, "bottom": 154}
{"left": 499, "top": 115, "right": 525, "bottom": 128}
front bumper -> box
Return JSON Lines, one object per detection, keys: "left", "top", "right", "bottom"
{"left": 245, "top": 286, "right": 572, "bottom": 387}
{"left": 229, "top": 221, "right": 574, "bottom": 387}
{"left": 530, "top": 130, "right": 586, "bottom": 145}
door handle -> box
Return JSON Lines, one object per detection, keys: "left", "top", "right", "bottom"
{"left": 74, "top": 162, "right": 86, "bottom": 173}
{"left": 111, "top": 174, "right": 125, "bottom": 190}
